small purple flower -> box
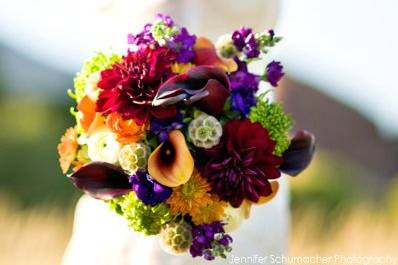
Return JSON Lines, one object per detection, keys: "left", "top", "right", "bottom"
{"left": 189, "top": 221, "right": 232, "bottom": 260}
{"left": 150, "top": 113, "right": 184, "bottom": 142}
{"left": 231, "top": 27, "right": 260, "bottom": 58}
{"left": 129, "top": 171, "right": 172, "bottom": 206}
{"left": 171, "top": 27, "right": 197, "bottom": 63}
{"left": 127, "top": 23, "right": 155, "bottom": 47}
{"left": 268, "top": 29, "right": 275, "bottom": 40}
{"left": 228, "top": 58, "right": 260, "bottom": 116}
{"left": 266, "top": 61, "right": 284, "bottom": 87}
{"left": 156, "top": 13, "right": 174, "bottom": 27}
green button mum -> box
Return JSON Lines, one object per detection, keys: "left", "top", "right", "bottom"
{"left": 249, "top": 95, "right": 292, "bottom": 156}
{"left": 109, "top": 192, "right": 174, "bottom": 235}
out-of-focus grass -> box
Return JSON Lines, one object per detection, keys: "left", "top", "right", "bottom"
{"left": 0, "top": 194, "right": 74, "bottom": 265}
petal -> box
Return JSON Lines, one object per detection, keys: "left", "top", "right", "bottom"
{"left": 250, "top": 181, "right": 279, "bottom": 205}
{"left": 280, "top": 130, "right": 316, "bottom": 176}
{"left": 77, "top": 95, "right": 96, "bottom": 132}
{"left": 152, "top": 66, "right": 230, "bottom": 115}
{"left": 195, "top": 79, "right": 230, "bottom": 117}
{"left": 68, "top": 162, "right": 132, "bottom": 199}
{"left": 148, "top": 130, "right": 194, "bottom": 187}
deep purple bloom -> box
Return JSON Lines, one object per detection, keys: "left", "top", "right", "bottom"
{"left": 150, "top": 113, "right": 184, "bottom": 142}
{"left": 268, "top": 29, "right": 275, "bottom": 40}
{"left": 231, "top": 27, "right": 260, "bottom": 58}
{"left": 129, "top": 171, "right": 172, "bottom": 205}
{"left": 171, "top": 27, "right": 197, "bottom": 63}
{"left": 189, "top": 221, "right": 232, "bottom": 260}
{"left": 228, "top": 58, "right": 260, "bottom": 116}
{"left": 266, "top": 61, "right": 284, "bottom": 87}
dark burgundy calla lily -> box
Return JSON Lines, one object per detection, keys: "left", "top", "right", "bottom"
{"left": 68, "top": 162, "right": 132, "bottom": 199}
{"left": 280, "top": 130, "right": 316, "bottom": 176}
{"left": 152, "top": 66, "right": 230, "bottom": 117}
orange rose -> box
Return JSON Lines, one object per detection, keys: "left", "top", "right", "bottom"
{"left": 57, "top": 127, "right": 78, "bottom": 174}
{"left": 106, "top": 113, "right": 146, "bottom": 144}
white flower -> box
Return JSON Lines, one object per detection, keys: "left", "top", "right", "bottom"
{"left": 118, "top": 143, "right": 150, "bottom": 174}
{"left": 87, "top": 131, "right": 121, "bottom": 164}
{"left": 84, "top": 71, "right": 101, "bottom": 101}
{"left": 188, "top": 113, "right": 222, "bottom": 149}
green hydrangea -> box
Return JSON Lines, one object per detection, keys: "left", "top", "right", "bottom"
{"left": 108, "top": 192, "right": 174, "bottom": 235}
{"left": 150, "top": 20, "right": 178, "bottom": 45}
{"left": 249, "top": 95, "right": 292, "bottom": 156}
{"left": 69, "top": 52, "right": 121, "bottom": 103}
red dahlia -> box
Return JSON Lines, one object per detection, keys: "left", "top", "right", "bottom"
{"left": 202, "top": 119, "right": 283, "bottom": 207}
{"left": 96, "top": 47, "right": 177, "bottom": 125}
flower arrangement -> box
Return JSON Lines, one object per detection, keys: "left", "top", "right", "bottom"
{"left": 58, "top": 14, "right": 315, "bottom": 261}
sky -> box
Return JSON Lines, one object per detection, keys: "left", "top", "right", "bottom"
{"left": 0, "top": 0, "right": 397, "bottom": 137}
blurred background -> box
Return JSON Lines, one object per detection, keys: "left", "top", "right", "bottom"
{"left": 0, "top": 0, "right": 397, "bottom": 264}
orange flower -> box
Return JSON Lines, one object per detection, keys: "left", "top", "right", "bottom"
{"left": 193, "top": 37, "right": 237, "bottom": 73}
{"left": 77, "top": 95, "right": 96, "bottom": 132}
{"left": 57, "top": 127, "right": 78, "bottom": 174}
{"left": 106, "top": 112, "right": 146, "bottom": 144}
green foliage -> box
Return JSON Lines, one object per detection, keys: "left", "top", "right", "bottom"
{"left": 108, "top": 192, "right": 174, "bottom": 235}
{"left": 249, "top": 95, "right": 292, "bottom": 156}
{"left": 70, "top": 52, "right": 121, "bottom": 103}
{"left": 255, "top": 32, "right": 282, "bottom": 54}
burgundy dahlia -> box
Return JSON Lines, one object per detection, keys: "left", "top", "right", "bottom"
{"left": 201, "top": 119, "right": 283, "bottom": 207}
{"left": 96, "top": 47, "right": 177, "bottom": 125}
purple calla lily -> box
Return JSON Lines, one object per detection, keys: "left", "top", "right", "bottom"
{"left": 152, "top": 66, "right": 230, "bottom": 117}
{"left": 68, "top": 162, "right": 132, "bottom": 199}
{"left": 280, "top": 130, "right": 316, "bottom": 176}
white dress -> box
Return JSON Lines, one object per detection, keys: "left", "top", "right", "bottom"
{"left": 62, "top": 1, "right": 288, "bottom": 264}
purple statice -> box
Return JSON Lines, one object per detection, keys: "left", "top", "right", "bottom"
{"left": 170, "top": 27, "right": 196, "bottom": 63}
{"left": 150, "top": 112, "right": 184, "bottom": 142}
{"left": 127, "top": 23, "right": 155, "bottom": 47}
{"left": 228, "top": 58, "right": 260, "bottom": 116}
{"left": 189, "top": 221, "right": 233, "bottom": 260}
{"left": 130, "top": 171, "right": 172, "bottom": 206}
{"left": 266, "top": 61, "right": 284, "bottom": 87}
{"left": 231, "top": 27, "right": 260, "bottom": 58}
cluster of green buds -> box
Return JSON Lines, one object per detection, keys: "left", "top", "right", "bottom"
{"left": 118, "top": 143, "right": 150, "bottom": 174}
{"left": 188, "top": 113, "right": 223, "bottom": 149}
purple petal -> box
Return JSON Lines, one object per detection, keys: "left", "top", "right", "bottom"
{"left": 68, "top": 162, "right": 132, "bottom": 199}
{"left": 280, "top": 130, "right": 316, "bottom": 176}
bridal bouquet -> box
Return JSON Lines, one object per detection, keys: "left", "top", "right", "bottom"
{"left": 58, "top": 14, "right": 315, "bottom": 261}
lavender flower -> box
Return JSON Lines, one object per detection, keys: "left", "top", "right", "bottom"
{"left": 150, "top": 113, "right": 184, "bottom": 142}
{"left": 266, "top": 61, "right": 284, "bottom": 87}
{"left": 228, "top": 58, "right": 260, "bottom": 116}
{"left": 130, "top": 171, "right": 172, "bottom": 206}
{"left": 231, "top": 27, "right": 260, "bottom": 58}
{"left": 156, "top": 13, "right": 174, "bottom": 27}
{"left": 189, "top": 221, "right": 232, "bottom": 260}
{"left": 127, "top": 23, "right": 155, "bottom": 47}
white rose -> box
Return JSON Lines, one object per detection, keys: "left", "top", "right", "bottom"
{"left": 87, "top": 131, "right": 121, "bottom": 164}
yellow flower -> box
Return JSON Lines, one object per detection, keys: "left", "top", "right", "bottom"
{"left": 167, "top": 169, "right": 212, "bottom": 217}
{"left": 191, "top": 195, "right": 226, "bottom": 225}
{"left": 171, "top": 63, "right": 194, "bottom": 74}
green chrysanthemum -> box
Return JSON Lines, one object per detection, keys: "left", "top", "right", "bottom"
{"left": 69, "top": 52, "right": 121, "bottom": 103}
{"left": 108, "top": 192, "right": 174, "bottom": 235}
{"left": 249, "top": 95, "right": 292, "bottom": 156}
